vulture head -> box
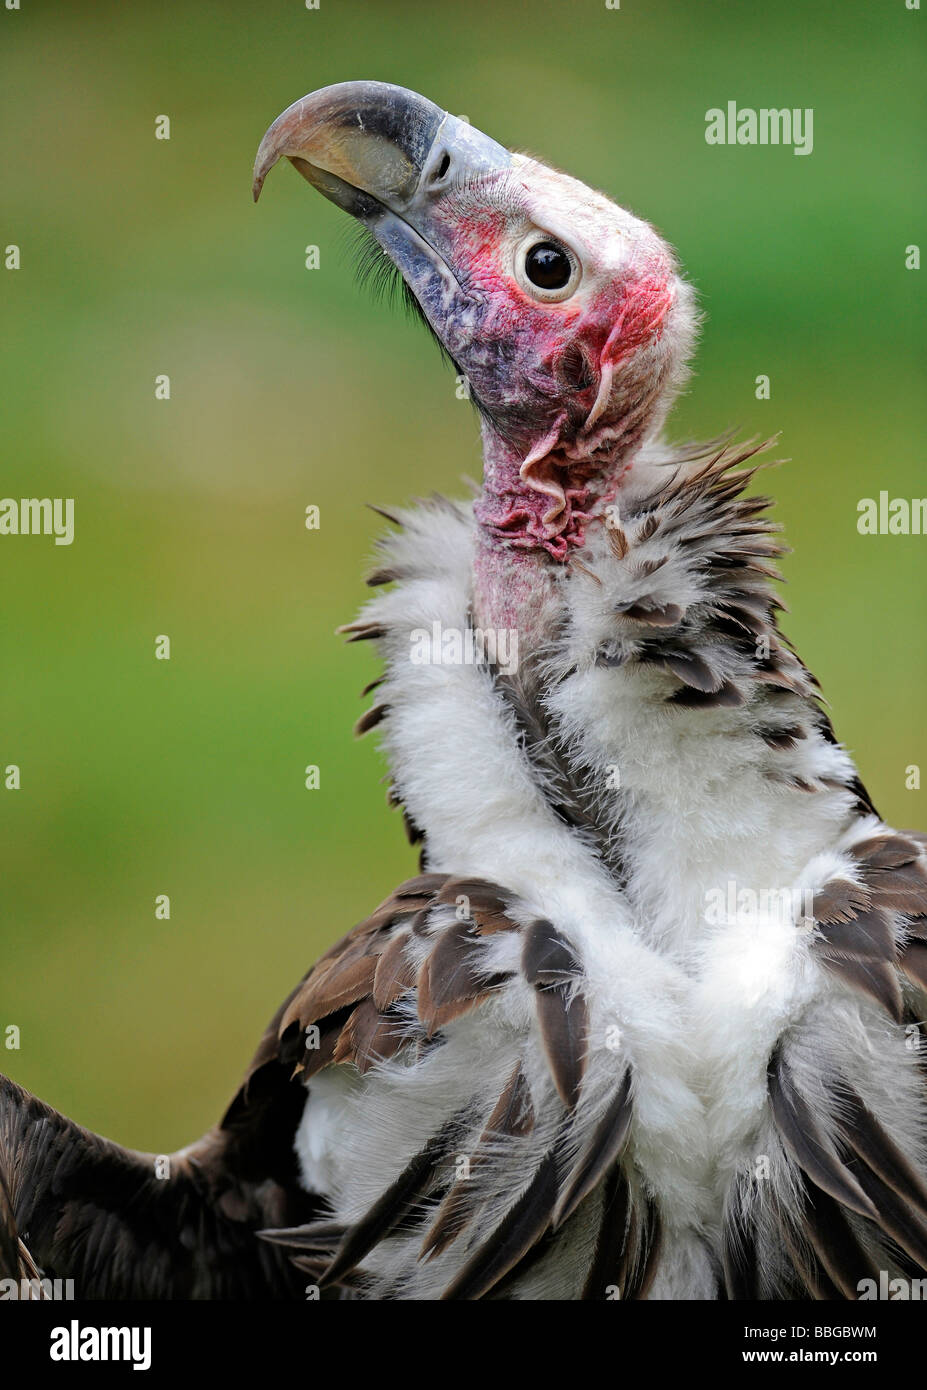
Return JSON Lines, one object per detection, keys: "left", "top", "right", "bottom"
{"left": 254, "top": 82, "right": 697, "bottom": 581}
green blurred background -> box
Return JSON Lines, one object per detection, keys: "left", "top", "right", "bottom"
{"left": 1, "top": 0, "right": 924, "bottom": 1149}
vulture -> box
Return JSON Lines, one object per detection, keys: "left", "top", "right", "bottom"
{"left": 3, "top": 81, "right": 927, "bottom": 1303}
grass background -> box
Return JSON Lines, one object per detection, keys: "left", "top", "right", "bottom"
{"left": 0, "top": 0, "right": 924, "bottom": 1149}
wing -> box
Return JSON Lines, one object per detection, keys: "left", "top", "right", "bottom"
{"left": 1, "top": 872, "right": 650, "bottom": 1301}
{"left": 0, "top": 1063, "right": 316, "bottom": 1299}
{"left": 721, "top": 830, "right": 927, "bottom": 1300}
{"left": 239, "top": 872, "right": 655, "bottom": 1301}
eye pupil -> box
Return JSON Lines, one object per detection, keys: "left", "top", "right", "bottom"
{"left": 525, "top": 241, "right": 572, "bottom": 291}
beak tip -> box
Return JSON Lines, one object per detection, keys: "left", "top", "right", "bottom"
{"left": 251, "top": 153, "right": 274, "bottom": 203}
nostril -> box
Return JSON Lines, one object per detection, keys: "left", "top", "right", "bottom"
{"left": 559, "top": 344, "right": 595, "bottom": 390}
{"left": 434, "top": 151, "right": 451, "bottom": 181}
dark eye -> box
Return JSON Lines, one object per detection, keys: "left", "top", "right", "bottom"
{"left": 524, "top": 241, "right": 572, "bottom": 290}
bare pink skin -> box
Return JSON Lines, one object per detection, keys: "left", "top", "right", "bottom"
{"left": 475, "top": 428, "right": 608, "bottom": 561}
{"left": 468, "top": 273, "right": 676, "bottom": 640}
{"left": 471, "top": 529, "right": 559, "bottom": 648}
{"left": 424, "top": 160, "right": 691, "bottom": 639}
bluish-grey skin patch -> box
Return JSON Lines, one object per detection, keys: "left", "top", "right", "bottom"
{"left": 347, "top": 108, "right": 529, "bottom": 436}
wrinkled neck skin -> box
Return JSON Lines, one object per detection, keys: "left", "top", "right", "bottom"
{"left": 472, "top": 419, "right": 632, "bottom": 644}
{"left": 471, "top": 529, "right": 558, "bottom": 653}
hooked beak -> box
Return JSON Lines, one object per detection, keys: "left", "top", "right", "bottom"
{"left": 253, "top": 79, "right": 510, "bottom": 213}
{"left": 253, "top": 81, "right": 512, "bottom": 330}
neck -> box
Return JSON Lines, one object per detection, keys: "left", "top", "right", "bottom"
{"left": 473, "top": 421, "right": 631, "bottom": 557}
{"left": 472, "top": 422, "right": 632, "bottom": 639}
{"left": 470, "top": 531, "right": 560, "bottom": 657}
{"left": 351, "top": 447, "right": 875, "bottom": 953}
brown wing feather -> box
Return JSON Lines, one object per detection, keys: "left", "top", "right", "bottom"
{"left": 767, "top": 1049, "right": 927, "bottom": 1297}
{"left": 768, "top": 1056, "right": 877, "bottom": 1219}
{"left": 522, "top": 919, "right": 589, "bottom": 1109}
{"left": 4, "top": 869, "right": 643, "bottom": 1299}
{"left": 254, "top": 884, "right": 645, "bottom": 1297}
{"left": 439, "top": 1150, "right": 563, "bottom": 1300}
{"left": 0, "top": 1072, "right": 315, "bottom": 1298}
{"left": 808, "top": 838, "right": 927, "bottom": 1023}
{"left": 419, "top": 1064, "right": 535, "bottom": 1261}
{"left": 553, "top": 1068, "right": 634, "bottom": 1227}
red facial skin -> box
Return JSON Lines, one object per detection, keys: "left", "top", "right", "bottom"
{"left": 436, "top": 200, "right": 674, "bottom": 564}
{"left": 478, "top": 277, "right": 673, "bottom": 566}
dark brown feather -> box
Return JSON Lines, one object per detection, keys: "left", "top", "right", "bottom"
{"left": 417, "top": 919, "right": 510, "bottom": 1036}
{"left": 816, "top": 951, "right": 904, "bottom": 1023}
{"left": 834, "top": 1085, "right": 927, "bottom": 1220}
{"left": 638, "top": 644, "right": 721, "bottom": 693}
{"left": 0, "top": 1073, "right": 316, "bottom": 1298}
{"left": 365, "top": 565, "right": 403, "bottom": 586}
{"left": 849, "top": 1162, "right": 927, "bottom": 1270}
{"left": 258, "top": 1219, "right": 346, "bottom": 1253}
{"left": 337, "top": 621, "right": 386, "bottom": 644}
{"left": 522, "top": 921, "right": 589, "bottom": 1109}
{"left": 365, "top": 503, "right": 403, "bottom": 527}
{"left": 616, "top": 600, "right": 684, "bottom": 627}
{"left": 759, "top": 727, "right": 806, "bottom": 751}
{"left": 669, "top": 680, "right": 744, "bottom": 709}
{"left": 851, "top": 835, "right": 921, "bottom": 871}
{"left": 484, "top": 1064, "right": 536, "bottom": 1139}
{"left": 419, "top": 1065, "right": 535, "bottom": 1261}
{"left": 372, "top": 930, "right": 417, "bottom": 1010}
{"left": 580, "top": 1167, "right": 633, "bottom": 1300}
{"left": 297, "top": 1011, "right": 349, "bottom": 1080}
{"left": 812, "top": 880, "right": 872, "bottom": 925}
{"left": 814, "top": 906, "right": 894, "bottom": 959}
{"left": 320, "top": 1114, "right": 465, "bottom": 1288}
{"left": 768, "top": 1055, "right": 878, "bottom": 1220}
{"left": 522, "top": 918, "right": 582, "bottom": 987}
{"left": 439, "top": 1150, "right": 561, "bottom": 1300}
{"left": 794, "top": 1179, "right": 880, "bottom": 1298}
{"left": 332, "top": 998, "right": 406, "bottom": 1072}
{"left": 287, "top": 955, "right": 379, "bottom": 1027}
{"left": 624, "top": 1197, "right": 663, "bottom": 1300}
{"left": 901, "top": 941, "right": 927, "bottom": 991}
{"left": 534, "top": 986, "right": 589, "bottom": 1110}
{"left": 553, "top": 1068, "right": 634, "bottom": 1227}
{"left": 354, "top": 702, "right": 390, "bottom": 736}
